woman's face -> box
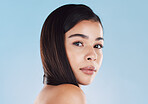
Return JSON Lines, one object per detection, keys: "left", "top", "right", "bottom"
{"left": 65, "top": 20, "right": 104, "bottom": 85}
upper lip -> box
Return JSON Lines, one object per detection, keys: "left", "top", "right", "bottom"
{"left": 80, "top": 65, "right": 96, "bottom": 72}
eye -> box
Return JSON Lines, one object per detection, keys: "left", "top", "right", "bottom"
{"left": 94, "top": 44, "right": 103, "bottom": 49}
{"left": 73, "top": 41, "right": 83, "bottom": 47}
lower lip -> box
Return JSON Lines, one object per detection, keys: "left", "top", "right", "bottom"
{"left": 80, "top": 69, "right": 95, "bottom": 75}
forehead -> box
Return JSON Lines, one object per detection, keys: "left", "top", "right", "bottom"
{"left": 65, "top": 20, "right": 103, "bottom": 38}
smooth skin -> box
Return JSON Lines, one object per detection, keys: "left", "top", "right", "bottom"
{"left": 65, "top": 20, "right": 104, "bottom": 85}
{"left": 34, "top": 84, "right": 86, "bottom": 104}
{"left": 34, "top": 20, "right": 103, "bottom": 104}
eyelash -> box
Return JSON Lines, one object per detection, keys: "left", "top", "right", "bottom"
{"left": 73, "top": 41, "right": 104, "bottom": 49}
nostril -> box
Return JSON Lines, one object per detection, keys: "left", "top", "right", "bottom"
{"left": 87, "top": 58, "right": 91, "bottom": 60}
{"left": 87, "top": 57, "right": 96, "bottom": 61}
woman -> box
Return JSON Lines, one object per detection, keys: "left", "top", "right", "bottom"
{"left": 34, "top": 4, "right": 104, "bottom": 104}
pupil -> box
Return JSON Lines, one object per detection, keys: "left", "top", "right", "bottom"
{"left": 77, "top": 42, "right": 81, "bottom": 46}
{"left": 96, "top": 45, "right": 100, "bottom": 48}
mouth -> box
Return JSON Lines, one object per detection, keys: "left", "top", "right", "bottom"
{"left": 80, "top": 65, "right": 96, "bottom": 75}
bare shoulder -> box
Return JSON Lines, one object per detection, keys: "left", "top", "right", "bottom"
{"left": 56, "top": 84, "right": 84, "bottom": 95}
{"left": 34, "top": 84, "right": 86, "bottom": 104}
{"left": 34, "top": 85, "right": 52, "bottom": 104}
{"left": 52, "top": 84, "right": 86, "bottom": 104}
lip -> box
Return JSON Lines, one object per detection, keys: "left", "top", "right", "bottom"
{"left": 80, "top": 65, "right": 96, "bottom": 75}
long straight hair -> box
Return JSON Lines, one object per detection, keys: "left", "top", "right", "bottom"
{"left": 40, "top": 4, "right": 103, "bottom": 87}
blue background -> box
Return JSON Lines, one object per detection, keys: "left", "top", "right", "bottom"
{"left": 0, "top": 0, "right": 148, "bottom": 104}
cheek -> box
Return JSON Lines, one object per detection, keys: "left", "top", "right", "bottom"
{"left": 96, "top": 52, "right": 103, "bottom": 65}
{"left": 66, "top": 47, "right": 83, "bottom": 67}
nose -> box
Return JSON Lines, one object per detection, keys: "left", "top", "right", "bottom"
{"left": 85, "top": 47, "right": 97, "bottom": 61}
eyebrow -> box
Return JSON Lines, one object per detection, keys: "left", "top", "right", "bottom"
{"left": 68, "top": 34, "right": 104, "bottom": 41}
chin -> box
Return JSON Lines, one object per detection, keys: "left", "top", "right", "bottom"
{"left": 78, "top": 78, "right": 94, "bottom": 85}
{"left": 76, "top": 74, "right": 97, "bottom": 86}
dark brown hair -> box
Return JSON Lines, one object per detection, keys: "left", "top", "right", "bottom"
{"left": 40, "top": 4, "right": 103, "bottom": 87}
